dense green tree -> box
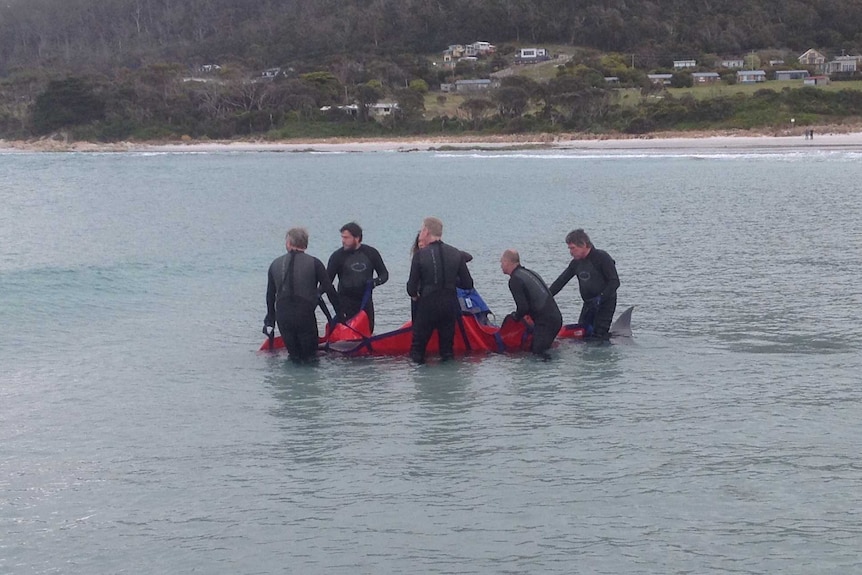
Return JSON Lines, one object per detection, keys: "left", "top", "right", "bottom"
{"left": 355, "top": 82, "right": 383, "bottom": 122}
{"left": 670, "top": 72, "right": 693, "bottom": 88}
{"left": 494, "top": 86, "right": 529, "bottom": 118}
{"left": 393, "top": 87, "right": 425, "bottom": 122}
{"left": 409, "top": 79, "right": 429, "bottom": 94}
{"left": 300, "top": 72, "right": 343, "bottom": 107}
{"left": 459, "top": 97, "right": 494, "bottom": 128}
{"left": 32, "top": 77, "right": 105, "bottom": 133}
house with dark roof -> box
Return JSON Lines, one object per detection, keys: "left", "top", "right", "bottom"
{"left": 737, "top": 70, "right": 766, "bottom": 83}
{"left": 692, "top": 72, "right": 720, "bottom": 84}
{"left": 775, "top": 70, "right": 810, "bottom": 81}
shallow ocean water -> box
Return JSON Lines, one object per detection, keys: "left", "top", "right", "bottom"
{"left": 1, "top": 148, "right": 860, "bottom": 574}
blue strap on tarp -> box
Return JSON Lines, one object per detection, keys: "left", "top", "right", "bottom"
{"left": 359, "top": 280, "right": 374, "bottom": 312}
{"left": 492, "top": 331, "right": 505, "bottom": 353}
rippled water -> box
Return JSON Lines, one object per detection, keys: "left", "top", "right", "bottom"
{"left": 2, "top": 149, "right": 861, "bottom": 574}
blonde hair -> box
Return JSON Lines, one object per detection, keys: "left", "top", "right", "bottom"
{"left": 422, "top": 216, "right": 443, "bottom": 238}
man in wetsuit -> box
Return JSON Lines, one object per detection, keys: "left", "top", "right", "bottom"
{"left": 406, "top": 217, "right": 474, "bottom": 364}
{"left": 264, "top": 227, "right": 340, "bottom": 363}
{"left": 501, "top": 249, "right": 563, "bottom": 359}
{"left": 549, "top": 229, "right": 620, "bottom": 340}
{"left": 326, "top": 222, "right": 389, "bottom": 332}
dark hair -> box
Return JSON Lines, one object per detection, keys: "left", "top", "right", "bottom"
{"left": 340, "top": 222, "right": 362, "bottom": 241}
{"left": 565, "top": 229, "right": 592, "bottom": 247}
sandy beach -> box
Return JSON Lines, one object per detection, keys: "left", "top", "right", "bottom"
{"left": 4, "top": 126, "right": 862, "bottom": 153}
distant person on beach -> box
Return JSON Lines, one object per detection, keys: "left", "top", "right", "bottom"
{"left": 264, "top": 227, "right": 340, "bottom": 363}
{"left": 549, "top": 229, "right": 620, "bottom": 340}
{"left": 327, "top": 222, "right": 388, "bottom": 333}
{"left": 500, "top": 249, "right": 563, "bottom": 359}
{"left": 407, "top": 217, "right": 474, "bottom": 363}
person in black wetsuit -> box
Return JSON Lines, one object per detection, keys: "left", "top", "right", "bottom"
{"left": 501, "top": 249, "right": 563, "bottom": 359}
{"left": 326, "top": 222, "right": 388, "bottom": 332}
{"left": 549, "top": 229, "right": 620, "bottom": 340}
{"left": 264, "top": 227, "right": 340, "bottom": 363}
{"left": 410, "top": 231, "right": 473, "bottom": 321}
{"left": 406, "top": 217, "right": 474, "bottom": 363}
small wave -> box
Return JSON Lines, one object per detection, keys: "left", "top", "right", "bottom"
{"left": 434, "top": 149, "right": 862, "bottom": 161}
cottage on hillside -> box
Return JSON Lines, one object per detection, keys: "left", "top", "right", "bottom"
{"left": 320, "top": 102, "right": 399, "bottom": 120}
{"left": 465, "top": 41, "right": 495, "bottom": 57}
{"left": 673, "top": 59, "right": 697, "bottom": 69}
{"left": 455, "top": 78, "right": 499, "bottom": 92}
{"left": 647, "top": 73, "right": 673, "bottom": 85}
{"left": 798, "top": 49, "right": 827, "bottom": 73}
{"left": 720, "top": 58, "right": 744, "bottom": 69}
{"left": 692, "top": 72, "right": 720, "bottom": 84}
{"left": 775, "top": 70, "right": 810, "bottom": 81}
{"left": 515, "top": 48, "right": 550, "bottom": 63}
{"left": 826, "top": 55, "right": 862, "bottom": 73}
{"left": 737, "top": 70, "right": 766, "bottom": 83}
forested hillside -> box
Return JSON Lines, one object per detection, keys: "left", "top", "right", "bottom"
{"left": 2, "top": 0, "right": 862, "bottom": 74}
{"left": 3, "top": 0, "right": 862, "bottom": 142}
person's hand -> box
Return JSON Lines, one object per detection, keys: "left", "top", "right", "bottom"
{"left": 586, "top": 295, "right": 602, "bottom": 310}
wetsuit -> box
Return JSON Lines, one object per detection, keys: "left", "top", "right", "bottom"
{"left": 410, "top": 250, "right": 473, "bottom": 321}
{"left": 327, "top": 244, "right": 388, "bottom": 332}
{"left": 266, "top": 250, "right": 339, "bottom": 362}
{"left": 549, "top": 247, "right": 620, "bottom": 339}
{"left": 508, "top": 265, "right": 563, "bottom": 357}
{"left": 406, "top": 240, "right": 474, "bottom": 363}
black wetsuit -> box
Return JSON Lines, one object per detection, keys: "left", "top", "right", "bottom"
{"left": 266, "top": 250, "right": 339, "bottom": 362}
{"left": 508, "top": 265, "right": 563, "bottom": 356}
{"left": 327, "top": 244, "right": 388, "bottom": 332}
{"left": 549, "top": 247, "right": 620, "bottom": 339}
{"left": 410, "top": 250, "right": 473, "bottom": 321}
{"left": 406, "top": 240, "right": 474, "bottom": 362}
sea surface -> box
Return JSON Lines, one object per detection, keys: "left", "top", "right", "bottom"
{"left": 2, "top": 147, "right": 861, "bottom": 574}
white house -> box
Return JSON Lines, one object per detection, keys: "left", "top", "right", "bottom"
{"left": 320, "top": 102, "right": 399, "bottom": 120}
{"left": 455, "top": 78, "right": 499, "bottom": 92}
{"left": 673, "top": 59, "right": 697, "bottom": 69}
{"left": 515, "top": 48, "right": 549, "bottom": 63}
{"left": 465, "top": 41, "right": 495, "bottom": 57}
{"left": 798, "top": 49, "right": 827, "bottom": 73}
{"left": 826, "top": 55, "right": 862, "bottom": 73}
{"left": 647, "top": 73, "right": 673, "bottom": 85}
{"left": 691, "top": 72, "right": 720, "bottom": 83}
{"left": 721, "top": 59, "right": 745, "bottom": 69}
{"left": 368, "top": 102, "right": 398, "bottom": 118}
{"left": 737, "top": 70, "right": 766, "bottom": 83}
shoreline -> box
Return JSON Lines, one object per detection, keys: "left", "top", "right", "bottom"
{"left": 3, "top": 126, "right": 862, "bottom": 153}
